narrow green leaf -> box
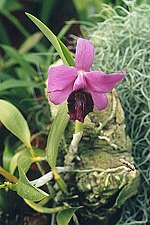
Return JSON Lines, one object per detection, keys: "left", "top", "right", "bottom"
{"left": 24, "top": 199, "right": 65, "bottom": 214}
{"left": 0, "top": 20, "right": 10, "bottom": 45}
{"left": 46, "top": 22, "right": 73, "bottom": 66}
{"left": 46, "top": 103, "right": 69, "bottom": 168}
{"left": 0, "top": 79, "right": 43, "bottom": 91}
{"left": 1, "top": 45, "right": 37, "bottom": 77}
{"left": 0, "top": 0, "right": 22, "bottom": 12}
{"left": 2, "top": 138, "right": 14, "bottom": 171}
{"left": 13, "top": 166, "right": 48, "bottom": 201}
{"left": 25, "top": 13, "right": 75, "bottom": 66}
{"left": 24, "top": 53, "right": 44, "bottom": 65}
{"left": 57, "top": 38, "right": 75, "bottom": 66}
{"left": 0, "top": 99, "right": 31, "bottom": 149}
{"left": 57, "top": 207, "right": 82, "bottom": 225}
{"left": 0, "top": 72, "right": 12, "bottom": 80}
{"left": 19, "top": 32, "right": 43, "bottom": 53}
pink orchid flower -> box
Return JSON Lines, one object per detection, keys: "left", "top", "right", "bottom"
{"left": 47, "top": 38, "right": 125, "bottom": 122}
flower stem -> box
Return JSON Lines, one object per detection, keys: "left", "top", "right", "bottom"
{"left": 0, "top": 166, "right": 18, "bottom": 183}
{"left": 52, "top": 167, "right": 67, "bottom": 193}
{"left": 64, "top": 121, "right": 83, "bottom": 166}
{"left": 29, "top": 145, "right": 36, "bottom": 157}
{"left": 75, "top": 120, "right": 83, "bottom": 134}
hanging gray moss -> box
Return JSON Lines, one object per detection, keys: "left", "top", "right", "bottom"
{"left": 83, "top": 0, "right": 150, "bottom": 224}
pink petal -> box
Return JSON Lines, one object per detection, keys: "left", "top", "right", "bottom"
{"left": 47, "top": 65, "right": 78, "bottom": 92}
{"left": 75, "top": 38, "right": 94, "bottom": 72}
{"left": 73, "top": 72, "right": 87, "bottom": 91}
{"left": 85, "top": 71, "right": 126, "bottom": 93}
{"left": 49, "top": 86, "right": 73, "bottom": 105}
{"left": 91, "top": 92, "right": 108, "bottom": 111}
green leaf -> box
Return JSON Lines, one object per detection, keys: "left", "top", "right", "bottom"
{"left": 46, "top": 22, "right": 73, "bottom": 66}
{"left": 0, "top": 79, "right": 43, "bottom": 91}
{"left": 2, "top": 138, "right": 14, "bottom": 171}
{"left": 24, "top": 53, "right": 44, "bottom": 65}
{"left": 1, "top": 45, "right": 37, "bottom": 78}
{"left": 17, "top": 155, "right": 32, "bottom": 174}
{"left": 19, "top": 32, "right": 43, "bottom": 53}
{"left": 0, "top": 0, "right": 22, "bottom": 12}
{"left": 25, "top": 13, "right": 75, "bottom": 66}
{"left": 114, "top": 171, "right": 140, "bottom": 208}
{"left": 9, "top": 147, "right": 46, "bottom": 174}
{"left": 56, "top": 38, "right": 75, "bottom": 66}
{"left": 0, "top": 20, "right": 10, "bottom": 45}
{"left": 9, "top": 148, "right": 27, "bottom": 174}
{"left": 0, "top": 72, "right": 12, "bottom": 80}
{"left": 46, "top": 103, "right": 69, "bottom": 168}
{"left": 0, "top": 99, "right": 31, "bottom": 149}
{"left": 56, "top": 207, "right": 82, "bottom": 225}
{"left": 13, "top": 166, "right": 48, "bottom": 201}
{"left": 24, "top": 199, "right": 65, "bottom": 214}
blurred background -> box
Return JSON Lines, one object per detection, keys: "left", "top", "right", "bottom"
{"left": 0, "top": 0, "right": 146, "bottom": 48}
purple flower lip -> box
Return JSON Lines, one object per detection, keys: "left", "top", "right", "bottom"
{"left": 47, "top": 38, "right": 125, "bottom": 122}
{"left": 68, "top": 89, "right": 94, "bottom": 122}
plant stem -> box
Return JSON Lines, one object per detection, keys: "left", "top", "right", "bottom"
{"left": 64, "top": 121, "right": 83, "bottom": 166}
{"left": 52, "top": 167, "right": 67, "bottom": 193}
{"left": 29, "top": 145, "right": 36, "bottom": 157}
{"left": 0, "top": 166, "right": 18, "bottom": 183}
{"left": 75, "top": 120, "right": 83, "bottom": 133}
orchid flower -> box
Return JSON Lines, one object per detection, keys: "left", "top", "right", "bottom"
{"left": 47, "top": 38, "right": 125, "bottom": 122}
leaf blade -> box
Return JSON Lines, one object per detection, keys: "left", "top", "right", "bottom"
{"left": 24, "top": 199, "right": 65, "bottom": 214}
{"left": 0, "top": 79, "right": 43, "bottom": 92}
{"left": 57, "top": 207, "right": 82, "bottom": 225}
{"left": 25, "top": 13, "right": 75, "bottom": 66}
{"left": 13, "top": 166, "right": 49, "bottom": 201}
{"left": 0, "top": 99, "right": 31, "bottom": 149}
{"left": 46, "top": 103, "right": 69, "bottom": 168}
{"left": 1, "top": 44, "right": 37, "bottom": 78}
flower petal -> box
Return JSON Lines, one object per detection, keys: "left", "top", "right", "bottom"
{"left": 73, "top": 72, "right": 87, "bottom": 91}
{"left": 47, "top": 65, "right": 78, "bottom": 92}
{"left": 49, "top": 86, "right": 72, "bottom": 105}
{"left": 67, "top": 90, "right": 94, "bottom": 122}
{"left": 75, "top": 38, "right": 94, "bottom": 72}
{"left": 85, "top": 71, "right": 126, "bottom": 93}
{"left": 91, "top": 92, "right": 108, "bottom": 111}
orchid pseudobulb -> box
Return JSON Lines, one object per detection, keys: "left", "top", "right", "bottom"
{"left": 47, "top": 38, "right": 125, "bottom": 122}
